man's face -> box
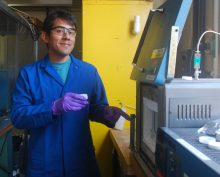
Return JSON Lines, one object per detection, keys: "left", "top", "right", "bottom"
{"left": 45, "top": 19, "right": 76, "bottom": 58}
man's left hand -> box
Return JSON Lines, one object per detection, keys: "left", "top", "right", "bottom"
{"left": 104, "top": 106, "right": 131, "bottom": 125}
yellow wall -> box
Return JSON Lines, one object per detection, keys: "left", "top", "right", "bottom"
{"left": 82, "top": 1, "right": 152, "bottom": 176}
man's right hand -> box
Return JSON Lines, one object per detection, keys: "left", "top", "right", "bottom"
{"left": 52, "top": 93, "right": 89, "bottom": 115}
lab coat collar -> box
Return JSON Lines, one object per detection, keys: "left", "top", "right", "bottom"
{"left": 40, "top": 53, "right": 82, "bottom": 87}
{"left": 69, "top": 53, "right": 82, "bottom": 68}
{"left": 40, "top": 53, "right": 82, "bottom": 68}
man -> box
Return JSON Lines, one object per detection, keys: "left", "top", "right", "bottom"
{"left": 10, "top": 10, "right": 130, "bottom": 177}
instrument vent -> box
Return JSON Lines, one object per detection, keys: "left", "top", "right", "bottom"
{"left": 169, "top": 97, "right": 219, "bottom": 128}
{"left": 176, "top": 104, "right": 211, "bottom": 120}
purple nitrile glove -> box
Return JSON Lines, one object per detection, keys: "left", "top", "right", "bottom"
{"left": 104, "top": 106, "right": 131, "bottom": 125}
{"left": 52, "top": 92, "right": 89, "bottom": 115}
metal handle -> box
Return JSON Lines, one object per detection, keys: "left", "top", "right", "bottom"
{"left": 132, "top": 63, "right": 144, "bottom": 72}
{"left": 130, "top": 114, "right": 136, "bottom": 150}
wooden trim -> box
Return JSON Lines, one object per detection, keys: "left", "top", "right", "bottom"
{"left": 110, "top": 129, "right": 135, "bottom": 175}
{"left": 0, "top": 124, "right": 13, "bottom": 137}
{"left": 130, "top": 152, "right": 148, "bottom": 177}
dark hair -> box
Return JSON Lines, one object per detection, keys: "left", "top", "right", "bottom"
{"left": 43, "top": 10, "right": 77, "bottom": 36}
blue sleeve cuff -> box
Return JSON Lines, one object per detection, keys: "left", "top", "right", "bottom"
{"left": 32, "top": 103, "right": 57, "bottom": 127}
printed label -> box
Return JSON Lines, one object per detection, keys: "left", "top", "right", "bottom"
{"left": 151, "top": 48, "right": 165, "bottom": 59}
{"left": 146, "top": 75, "right": 155, "bottom": 80}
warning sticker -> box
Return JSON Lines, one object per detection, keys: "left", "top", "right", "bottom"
{"left": 151, "top": 48, "right": 165, "bottom": 59}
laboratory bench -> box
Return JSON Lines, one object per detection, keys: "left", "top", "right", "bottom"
{"left": 110, "top": 129, "right": 147, "bottom": 177}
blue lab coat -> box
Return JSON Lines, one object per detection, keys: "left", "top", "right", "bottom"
{"left": 10, "top": 54, "right": 113, "bottom": 177}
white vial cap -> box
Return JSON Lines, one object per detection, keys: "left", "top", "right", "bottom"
{"left": 208, "top": 141, "right": 220, "bottom": 150}
{"left": 199, "top": 136, "right": 215, "bottom": 144}
{"left": 216, "top": 132, "right": 220, "bottom": 141}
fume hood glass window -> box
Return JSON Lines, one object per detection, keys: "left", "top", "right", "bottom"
{"left": 19, "top": 23, "right": 34, "bottom": 71}
{"left": 0, "top": 35, "right": 7, "bottom": 69}
{"left": 0, "top": 10, "right": 18, "bottom": 119}
{"left": 0, "top": 34, "right": 8, "bottom": 117}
